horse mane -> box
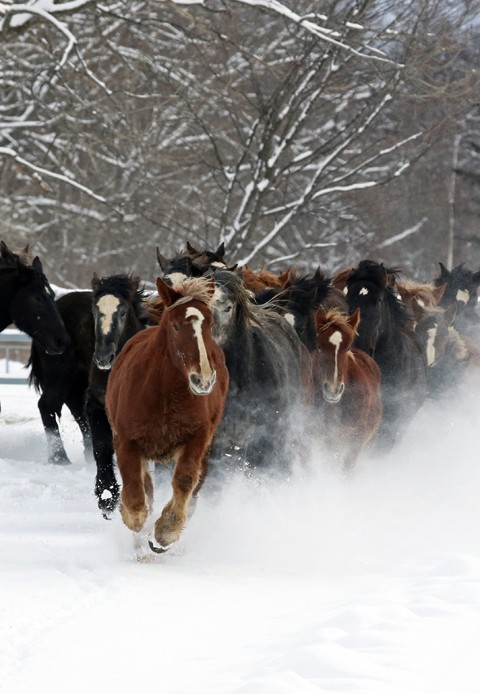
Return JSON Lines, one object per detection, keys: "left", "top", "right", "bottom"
{"left": 214, "top": 269, "right": 278, "bottom": 328}
{"left": 397, "top": 279, "right": 446, "bottom": 308}
{"left": 316, "top": 308, "right": 357, "bottom": 342}
{"left": 167, "top": 276, "right": 217, "bottom": 310}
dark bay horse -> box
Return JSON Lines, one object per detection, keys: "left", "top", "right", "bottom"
{"left": 29, "top": 290, "right": 94, "bottom": 465}
{"left": 313, "top": 308, "right": 382, "bottom": 469}
{"left": 346, "top": 260, "right": 427, "bottom": 451}
{"left": 156, "top": 242, "right": 228, "bottom": 286}
{"left": 29, "top": 274, "right": 148, "bottom": 504}
{"left": 0, "top": 241, "right": 68, "bottom": 354}
{"left": 210, "top": 269, "right": 313, "bottom": 472}
{"left": 412, "top": 299, "right": 480, "bottom": 397}
{"left": 106, "top": 276, "right": 229, "bottom": 553}
{"left": 434, "top": 262, "right": 480, "bottom": 338}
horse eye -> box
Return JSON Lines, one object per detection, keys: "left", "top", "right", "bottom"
{"left": 225, "top": 304, "right": 232, "bottom": 313}
{"left": 172, "top": 323, "right": 180, "bottom": 331}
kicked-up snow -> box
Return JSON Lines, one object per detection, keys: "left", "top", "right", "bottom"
{"left": 1, "top": 372, "right": 480, "bottom": 693}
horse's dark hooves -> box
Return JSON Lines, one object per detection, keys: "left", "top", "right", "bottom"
{"left": 97, "top": 495, "right": 119, "bottom": 520}
{"left": 148, "top": 539, "right": 169, "bottom": 554}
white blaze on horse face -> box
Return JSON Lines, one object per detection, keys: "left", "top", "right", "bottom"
{"left": 456, "top": 289, "right": 469, "bottom": 304}
{"left": 426, "top": 326, "right": 437, "bottom": 366}
{"left": 97, "top": 295, "right": 121, "bottom": 334}
{"left": 328, "top": 330, "right": 343, "bottom": 385}
{"left": 359, "top": 287, "right": 369, "bottom": 296}
{"left": 166, "top": 272, "right": 188, "bottom": 287}
{"left": 186, "top": 306, "right": 214, "bottom": 383}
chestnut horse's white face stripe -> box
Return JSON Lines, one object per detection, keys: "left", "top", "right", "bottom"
{"left": 186, "top": 306, "right": 214, "bottom": 382}
{"left": 328, "top": 330, "right": 343, "bottom": 386}
{"left": 97, "top": 294, "right": 121, "bottom": 334}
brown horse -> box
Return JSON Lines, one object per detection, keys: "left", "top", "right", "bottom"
{"left": 106, "top": 276, "right": 229, "bottom": 553}
{"left": 313, "top": 308, "right": 382, "bottom": 469}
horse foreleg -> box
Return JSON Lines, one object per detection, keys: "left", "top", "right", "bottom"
{"left": 65, "top": 391, "right": 92, "bottom": 458}
{"left": 86, "top": 395, "right": 119, "bottom": 518}
{"left": 38, "top": 391, "right": 71, "bottom": 465}
{"left": 149, "top": 435, "right": 211, "bottom": 552}
{"left": 116, "top": 440, "right": 149, "bottom": 532}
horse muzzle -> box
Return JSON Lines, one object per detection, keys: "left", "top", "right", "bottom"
{"left": 188, "top": 370, "right": 217, "bottom": 395}
{"left": 323, "top": 382, "right": 345, "bottom": 404}
{"left": 93, "top": 352, "right": 115, "bottom": 370}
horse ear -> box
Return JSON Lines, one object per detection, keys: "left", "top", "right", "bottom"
{"left": 472, "top": 270, "right": 480, "bottom": 286}
{"left": 439, "top": 262, "right": 450, "bottom": 279}
{"left": 186, "top": 241, "right": 198, "bottom": 254}
{"left": 224, "top": 263, "right": 238, "bottom": 272}
{"left": 156, "top": 247, "right": 170, "bottom": 272}
{"left": 91, "top": 272, "right": 101, "bottom": 291}
{"left": 0, "top": 240, "right": 13, "bottom": 260}
{"left": 156, "top": 276, "right": 181, "bottom": 307}
{"left": 215, "top": 242, "right": 225, "bottom": 259}
{"left": 349, "top": 308, "right": 361, "bottom": 333}
{"left": 32, "top": 256, "right": 43, "bottom": 273}
{"left": 432, "top": 283, "right": 447, "bottom": 304}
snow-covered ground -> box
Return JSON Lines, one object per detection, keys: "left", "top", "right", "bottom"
{"left": 1, "top": 362, "right": 480, "bottom": 694}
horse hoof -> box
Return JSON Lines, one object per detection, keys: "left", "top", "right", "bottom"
{"left": 148, "top": 538, "right": 171, "bottom": 554}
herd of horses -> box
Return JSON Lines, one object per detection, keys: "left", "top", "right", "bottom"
{"left": 2, "top": 239, "right": 480, "bottom": 554}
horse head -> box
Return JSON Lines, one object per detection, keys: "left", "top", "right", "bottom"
{"left": 1, "top": 243, "right": 69, "bottom": 354}
{"left": 315, "top": 308, "right": 359, "bottom": 403}
{"left": 91, "top": 273, "right": 145, "bottom": 370}
{"left": 157, "top": 276, "right": 218, "bottom": 395}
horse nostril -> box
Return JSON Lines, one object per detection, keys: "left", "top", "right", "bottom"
{"left": 190, "top": 373, "right": 201, "bottom": 387}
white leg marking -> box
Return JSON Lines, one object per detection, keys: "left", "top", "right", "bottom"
{"left": 97, "top": 295, "right": 120, "bottom": 334}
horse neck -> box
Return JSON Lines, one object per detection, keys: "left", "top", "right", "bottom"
{"left": 0, "top": 277, "right": 15, "bottom": 330}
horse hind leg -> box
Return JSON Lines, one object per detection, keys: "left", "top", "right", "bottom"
{"left": 65, "top": 391, "right": 92, "bottom": 459}
{"left": 38, "top": 391, "right": 71, "bottom": 465}
{"left": 149, "top": 436, "right": 210, "bottom": 553}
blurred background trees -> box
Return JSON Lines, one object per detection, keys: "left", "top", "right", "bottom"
{"left": 1, "top": 0, "right": 479, "bottom": 287}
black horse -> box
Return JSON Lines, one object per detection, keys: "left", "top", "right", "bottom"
{"left": 29, "top": 290, "right": 94, "bottom": 465}
{"left": 434, "top": 262, "right": 480, "bottom": 338}
{"left": 87, "top": 274, "right": 149, "bottom": 517}
{"left": 29, "top": 274, "right": 148, "bottom": 517}
{"left": 346, "top": 260, "right": 427, "bottom": 451}
{"left": 210, "top": 269, "right": 312, "bottom": 473}
{"left": 0, "top": 240, "right": 68, "bottom": 354}
{"left": 156, "top": 242, "right": 228, "bottom": 286}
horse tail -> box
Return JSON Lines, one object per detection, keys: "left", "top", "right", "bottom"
{"left": 27, "top": 344, "right": 44, "bottom": 393}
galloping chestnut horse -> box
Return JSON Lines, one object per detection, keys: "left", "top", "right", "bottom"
{"left": 313, "top": 308, "right": 382, "bottom": 469}
{"left": 106, "top": 276, "right": 229, "bottom": 553}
